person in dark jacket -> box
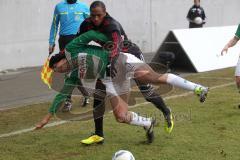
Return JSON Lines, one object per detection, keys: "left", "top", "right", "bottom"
{"left": 187, "top": 0, "right": 206, "bottom": 28}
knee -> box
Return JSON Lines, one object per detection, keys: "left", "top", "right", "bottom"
{"left": 115, "top": 114, "right": 125, "bottom": 123}
{"left": 114, "top": 112, "right": 128, "bottom": 123}
{"left": 138, "top": 84, "right": 152, "bottom": 92}
{"left": 139, "top": 85, "right": 155, "bottom": 100}
{"left": 139, "top": 86, "right": 159, "bottom": 102}
{"left": 116, "top": 117, "right": 125, "bottom": 123}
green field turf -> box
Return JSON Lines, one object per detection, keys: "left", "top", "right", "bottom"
{"left": 0, "top": 68, "right": 239, "bottom": 160}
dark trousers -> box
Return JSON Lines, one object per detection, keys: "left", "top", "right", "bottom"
{"left": 58, "top": 35, "right": 76, "bottom": 52}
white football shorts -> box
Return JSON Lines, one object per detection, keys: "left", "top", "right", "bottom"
{"left": 235, "top": 56, "right": 240, "bottom": 76}
{"left": 103, "top": 52, "right": 145, "bottom": 97}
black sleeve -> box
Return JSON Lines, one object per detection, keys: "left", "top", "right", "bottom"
{"left": 187, "top": 7, "right": 192, "bottom": 19}
{"left": 103, "top": 19, "right": 123, "bottom": 58}
{"left": 119, "top": 23, "right": 128, "bottom": 40}
{"left": 103, "top": 20, "right": 121, "bottom": 37}
{"left": 77, "top": 20, "right": 90, "bottom": 36}
{"left": 107, "top": 29, "right": 122, "bottom": 58}
{"left": 201, "top": 8, "right": 206, "bottom": 20}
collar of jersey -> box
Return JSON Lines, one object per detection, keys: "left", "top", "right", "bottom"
{"left": 64, "top": 0, "right": 80, "bottom": 4}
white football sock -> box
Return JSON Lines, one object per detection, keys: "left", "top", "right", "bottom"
{"left": 166, "top": 73, "right": 200, "bottom": 91}
{"left": 129, "top": 112, "right": 151, "bottom": 129}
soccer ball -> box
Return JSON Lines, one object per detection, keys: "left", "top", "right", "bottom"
{"left": 194, "top": 17, "right": 203, "bottom": 25}
{"left": 112, "top": 150, "right": 135, "bottom": 160}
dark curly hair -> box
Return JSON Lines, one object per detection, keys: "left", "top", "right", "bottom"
{"left": 90, "top": 1, "right": 106, "bottom": 12}
{"left": 49, "top": 53, "right": 66, "bottom": 69}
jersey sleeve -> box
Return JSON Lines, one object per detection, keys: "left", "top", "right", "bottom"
{"left": 109, "top": 30, "right": 121, "bottom": 58}
{"left": 48, "top": 76, "right": 77, "bottom": 114}
{"left": 201, "top": 7, "right": 206, "bottom": 20}
{"left": 66, "top": 30, "right": 108, "bottom": 52}
{"left": 104, "top": 22, "right": 122, "bottom": 58}
{"left": 49, "top": 5, "right": 60, "bottom": 45}
{"left": 235, "top": 24, "right": 240, "bottom": 38}
{"left": 119, "top": 23, "right": 128, "bottom": 40}
{"left": 77, "top": 20, "right": 89, "bottom": 36}
{"left": 186, "top": 7, "right": 193, "bottom": 20}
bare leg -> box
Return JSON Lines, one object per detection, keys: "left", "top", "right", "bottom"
{"left": 109, "top": 93, "right": 155, "bottom": 143}
{"left": 134, "top": 64, "right": 206, "bottom": 91}
{"left": 133, "top": 64, "right": 208, "bottom": 102}
{"left": 109, "top": 94, "right": 153, "bottom": 127}
{"left": 110, "top": 94, "right": 131, "bottom": 123}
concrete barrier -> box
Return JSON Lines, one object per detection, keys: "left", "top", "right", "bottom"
{"left": 1, "top": 0, "right": 240, "bottom": 71}
{"left": 153, "top": 26, "right": 240, "bottom": 72}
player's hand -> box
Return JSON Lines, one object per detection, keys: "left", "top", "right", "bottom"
{"left": 35, "top": 113, "right": 52, "bottom": 130}
{"left": 221, "top": 47, "right": 228, "bottom": 56}
{"left": 49, "top": 44, "right": 55, "bottom": 55}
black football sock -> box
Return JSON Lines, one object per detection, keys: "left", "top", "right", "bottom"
{"left": 138, "top": 84, "right": 170, "bottom": 116}
{"left": 94, "top": 117, "right": 103, "bottom": 137}
{"left": 145, "top": 93, "right": 170, "bottom": 116}
{"left": 93, "top": 80, "right": 106, "bottom": 137}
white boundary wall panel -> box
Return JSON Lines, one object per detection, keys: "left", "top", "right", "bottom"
{"left": 0, "top": 42, "right": 48, "bottom": 71}
{"left": 1, "top": 0, "right": 240, "bottom": 71}
{"left": 173, "top": 26, "right": 240, "bottom": 72}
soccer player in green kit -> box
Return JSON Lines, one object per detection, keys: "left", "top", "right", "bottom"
{"left": 36, "top": 29, "right": 208, "bottom": 143}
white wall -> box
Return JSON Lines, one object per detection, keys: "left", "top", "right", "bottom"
{"left": 1, "top": 0, "right": 240, "bottom": 71}
{"left": 0, "top": 0, "right": 56, "bottom": 70}
{"left": 172, "top": 26, "right": 240, "bottom": 72}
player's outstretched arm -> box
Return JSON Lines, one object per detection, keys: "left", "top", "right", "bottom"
{"left": 221, "top": 36, "right": 239, "bottom": 55}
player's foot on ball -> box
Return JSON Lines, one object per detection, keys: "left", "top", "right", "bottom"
{"left": 82, "top": 97, "right": 90, "bottom": 107}
{"left": 81, "top": 134, "right": 104, "bottom": 145}
{"left": 194, "top": 86, "right": 209, "bottom": 103}
{"left": 164, "top": 108, "right": 174, "bottom": 134}
{"left": 62, "top": 100, "right": 72, "bottom": 112}
{"left": 144, "top": 118, "right": 156, "bottom": 143}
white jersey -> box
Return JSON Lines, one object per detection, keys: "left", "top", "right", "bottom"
{"left": 102, "top": 52, "right": 145, "bottom": 97}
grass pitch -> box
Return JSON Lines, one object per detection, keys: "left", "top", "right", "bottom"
{"left": 0, "top": 68, "right": 239, "bottom": 160}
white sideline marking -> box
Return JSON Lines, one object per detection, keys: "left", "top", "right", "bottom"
{"left": 0, "top": 82, "right": 234, "bottom": 138}
{"left": 0, "top": 121, "right": 68, "bottom": 138}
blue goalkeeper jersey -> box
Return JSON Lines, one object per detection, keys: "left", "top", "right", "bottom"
{"left": 49, "top": 0, "right": 89, "bottom": 45}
